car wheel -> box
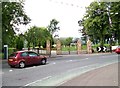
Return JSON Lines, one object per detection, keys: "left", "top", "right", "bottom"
{"left": 19, "top": 62, "right": 25, "bottom": 68}
{"left": 41, "top": 58, "right": 46, "bottom": 65}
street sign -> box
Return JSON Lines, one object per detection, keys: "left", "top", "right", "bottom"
{"left": 97, "top": 46, "right": 107, "bottom": 52}
{"left": 98, "top": 47, "right": 101, "bottom": 52}
{"left": 103, "top": 46, "right": 107, "bottom": 52}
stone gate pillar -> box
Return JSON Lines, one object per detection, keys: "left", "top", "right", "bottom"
{"left": 77, "top": 39, "right": 81, "bottom": 54}
{"left": 46, "top": 40, "right": 50, "bottom": 55}
{"left": 87, "top": 39, "right": 92, "bottom": 54}
{"left": 56, "top": 39, "right": 61, "bottom": 55}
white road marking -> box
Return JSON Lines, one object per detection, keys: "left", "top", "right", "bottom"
{"left": 25, "top": 76, "right": 52, "bottom": 86}
{"left": 25, "top": 66, "right": 36, "bottom": 70}
{"left": 57, "top": 80, "right": 67, "bottom": 86}
{"left": 80, "top": 58, "right": 89, "bottom": 61}
{"left": 53, "top": 62, "right": 56, "bottom": 64}
{"left": 66, "top": 60, "right": 73, "bottom": 62}
{"left": 9, "top": 70, "right": 13, "bottom": 72}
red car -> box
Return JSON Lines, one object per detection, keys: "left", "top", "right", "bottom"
{"left": 8, "top": 51, "right": 47, "bottom": 68}
{"left": 115, "top": 46, "right": 120, "bottom": 54}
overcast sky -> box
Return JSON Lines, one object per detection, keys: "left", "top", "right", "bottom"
{"left": 20, "top": 0, "right": 94, "bottom": 38}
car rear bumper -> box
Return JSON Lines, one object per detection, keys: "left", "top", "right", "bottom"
{"left": 8, "top": 60, "right": 19, "bottom": 66}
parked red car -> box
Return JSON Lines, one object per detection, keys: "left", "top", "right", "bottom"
{"left": 8, "top": 51, "right": 47, "bottom": 68}
{"left": 115, "top": 46, "right": 120, "bottom": 54}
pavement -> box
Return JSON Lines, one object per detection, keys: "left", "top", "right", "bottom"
{"left": 60, "top": 62, "right": 119, "bottom": 86}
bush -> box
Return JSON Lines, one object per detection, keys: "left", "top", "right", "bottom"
{"left": 8, "top": 48, "right": 16, "bottom": 56}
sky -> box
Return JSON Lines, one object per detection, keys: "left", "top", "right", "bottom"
{"left": 19, "top": 0, "right": 95, "bottom": 38}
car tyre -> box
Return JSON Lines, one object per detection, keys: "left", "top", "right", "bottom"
{"left": 19, "top": 62, "right": 25, "bottom": 68}
{"left": 41, "top": 58, "right": 46, "bottom": 65}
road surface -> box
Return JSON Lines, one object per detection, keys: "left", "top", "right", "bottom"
{"left": 1, "top": 53, "right": 119, "bottom": 87}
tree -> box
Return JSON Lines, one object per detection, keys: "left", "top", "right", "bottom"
{"left": 47, "top": 19, "right": 60, "bottom": 56}
{"left": 47, "top": 19, "right": 60, "bottom": 37}
{"left": 25, "top": 26, "right": 51, "bottom": 52}
{"left": 80, "top": 1, "right": 120, "bottom": 46}
{"left": 16, "top": 34, "right": 24, "bottom": 50}
{"left": 110, "top": 2, "right": 120, "bottom": 45}
{"left": 65, "top": 37, "right": 73, "bottom": 46}
{"left": 2, "top": 1, "right": 31, "bottom": 47}
{"left": 65, "top": 37, "right": 73, "bottom": 54}
{"left": 81, "top": 2, "right": 111, "bottom": 46}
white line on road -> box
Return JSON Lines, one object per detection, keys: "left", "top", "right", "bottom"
{"left": 57, "top": 80, "right": 68, "bottom": 86}
{"left": 25, "top": 76, "right": 52, "bottom": 86}
{"left": 9, "top": 70, "right": 13, "bottom": 72}
{"left": 53, "top": 62, "right": 56, "bottom": 64}
{"left": 66, "top": 60, "right": 73, "bottom": 62}
{"left": 25, "top": 66, "right": 36, "bottom": 70}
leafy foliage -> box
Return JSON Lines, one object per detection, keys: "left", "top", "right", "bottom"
{"left": 16, "top": 34, "right": 24, "bottom": 50}
{"left": 2, "top": 1, "right": 31, "bottom": 46}
{"left": 25, "top": 26, "right": 51, "bottom": 49}
{"left": 65, "top": 37, "right": 73, "bottom": 46}
{"left": 80, "top": 1, "right": 120, "bottom": 46}
{"left": 110, "top": 2, "right": 120, "bottom": 45}
{"left": 47, "top": 19, "right": 60, "bottom": 37}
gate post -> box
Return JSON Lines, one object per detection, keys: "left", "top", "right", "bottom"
{"left": 56, "top": 39, "right": 61, "bottom": 55}
{"left": 77, "top": 39, "right": 81, "bottom": 54}
{"left": 46, "top": 40, "right": 51, "bottom": 56}
{"left": 87, "top": 39, "right": 92, "bottom": 54}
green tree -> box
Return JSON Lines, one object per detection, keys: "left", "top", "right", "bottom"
{"left": 65, "top": 37, "right": 73, "bottom": 54}
{"left": 47, "top": 19, "right": 60, "bottom": 37}
{"left": 80, "top": 1, "right": 120, "bottom": 46}
{"left": 81, "top": 2, "right": 110, "bottom": 46}
{"left": 47, "top": 19, "right": 60, "bottom": 56}
{"left": 110, "top": 2, "right": 120, "bottom": 45}
{"left": 16, "top": 34, "right": 24, "bottom": 50}
{"left": 25, "top": 26, "right": 51, "bottom": 51}
{"left": 2, "top": 1, "right": 31, "bottom": 47}
{"left": 65, "top": 37, "right": 73, "bottom": 46}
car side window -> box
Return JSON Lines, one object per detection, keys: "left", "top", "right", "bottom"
{"left": 28, "top": 52, "right": 38, "bottom": 57}
{"left": 21, "top": 52, "right": 28, "bottom": 57}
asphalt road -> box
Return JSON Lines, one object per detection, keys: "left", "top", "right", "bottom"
{"left": 1, "top": 53, "right": 119, "bottom": 87}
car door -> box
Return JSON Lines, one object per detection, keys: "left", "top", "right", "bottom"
{"left": 21, "top": 52, "right": 32, "bottom": 65}
{"left": 28, "top": 52, "right": 39, "bottom": 64}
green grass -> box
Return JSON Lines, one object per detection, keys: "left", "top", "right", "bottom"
{"left": 61, "top": 44, "right": 111, "bottom": 52}
{"left": 61, "top": 45, "right": 87, "bottom": 51}
{"left": 62, "top": 46, "right": 77, "bottom": 51}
